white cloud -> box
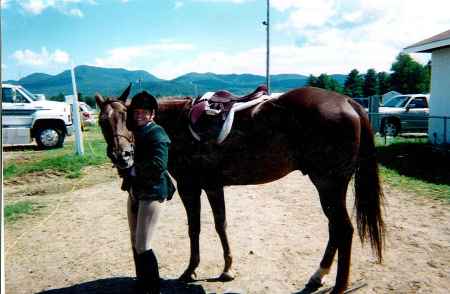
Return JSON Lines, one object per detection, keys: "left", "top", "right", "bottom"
{"left": 273, "top": 0, "right": 450, "bottom": 47}
{"left": 151, "top": 48, "right": 266, "bottom": 79}
{"left": 1, "top": 0, "right": 11, "bottom": 9}
{"left": 13, "top": 47, "right": 71, "bottom": 66}
{"left": 16, "top": 0, "right": 91, "bottom": 16}
{"left": 148, "top": 43, "right": 394, "bottom": 80}
{"left": 268, "top": 0, "right": 445, "bottom": 74}
{"left": 195, "top": 0, "right": 254, "bottom": 4}
{"left": 52, "top": 49, "right": 71, "bottom": 64}
{"left": 20, "top": 0, "right": 49, "bottom": 14}
{"left": 175, "top": 1, "right": 184, "bottom": 9}
{"left": 94, "top": 41, "right": 195, "bottom": 69}
{"left": 68, "top": 8, "right": 83, "bottom": 17}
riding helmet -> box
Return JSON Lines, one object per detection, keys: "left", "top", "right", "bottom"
{"left": 129, "top": 91, "right": 158, "bottom": 112}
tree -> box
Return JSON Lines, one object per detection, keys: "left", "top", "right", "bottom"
{"left": 306, "top": 74, "right": 319, "bottom": 87}
{"left": 307, "top": 74, "right": 342, "bottom": 93}
{"left": 48, "top": 93, "right": 65, "bottom": 102}
{"left": 390, "top": 53, "right": 430, "bottom": 93}
{"left": 81, "top": 96, "right": 96, "bottom": 108}
{"left": 343, "top": 69, "right": 363, "bottom": 97}
{"left": 317, "top": 74, "right": 332, "bottom": 89}
{"left": 377, "top": 71, "right": 391, "bottom": 95}
{"left": 328, "top": 78, "right": 343, "bottom": 93}
{"left": 363, "top": 68, "right": 378, "bottom": 97}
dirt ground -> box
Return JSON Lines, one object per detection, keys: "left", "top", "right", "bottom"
{"left": 4, "top": 164, "right": 450, "bottom": 294}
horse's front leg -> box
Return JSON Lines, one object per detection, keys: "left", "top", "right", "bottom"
{"left": 178, "top": 182, "right": 202, "bottom": 282}
{"left": 205, "top": 187, "right": 234, "bottom": 281}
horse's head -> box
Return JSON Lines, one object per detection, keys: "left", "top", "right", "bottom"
{"left": 95, "top": 84, "right": 134, "bottom": 170}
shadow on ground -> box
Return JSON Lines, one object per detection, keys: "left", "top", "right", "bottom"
{"left": 36, "top": 277, "right": 207, "bottom": 294}
{"left": 3, "top": 144, "right": 39, "bottom": 152}
{"left": 377, "top": 142, "right": 450, "bottom": 185}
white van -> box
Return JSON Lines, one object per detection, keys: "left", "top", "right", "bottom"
{"left": 2, "top": 83, "right": 73, "bottom": 148}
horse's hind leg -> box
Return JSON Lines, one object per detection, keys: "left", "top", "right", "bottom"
{"left": 205, "top": 187, "right": 234, "bottom": 281}
{"left": 178, "top": 182, "right": 202, "bottom": 282}
{"left": 306, "top": 175, "right": 353, "bottom": 294}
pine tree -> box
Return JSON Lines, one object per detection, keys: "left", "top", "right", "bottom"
{"left": 343, "top": 69, "right": 363, "bottom": 97}
{"left": 390, "top": 53, "right": 430, "bottom": 93}
{"left": 377, "top": 72, "right": 391, "bottom": 95}
{"left": 363, "top": 69, "right": 378, "bottom": 97}
{"left": 306, "top": 74, "right": 319, "bottom": 87}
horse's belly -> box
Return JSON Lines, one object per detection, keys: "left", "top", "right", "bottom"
{"left": 219, "top": 138, "right": 297, "bottom": 185}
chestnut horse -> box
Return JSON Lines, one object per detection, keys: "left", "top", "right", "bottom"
{"left": 95, "top": 85, "right": 385, "bottom": 294}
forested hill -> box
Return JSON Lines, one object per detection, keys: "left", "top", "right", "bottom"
{"left": 4, "top": 65, "right": 339, "bottom": 97}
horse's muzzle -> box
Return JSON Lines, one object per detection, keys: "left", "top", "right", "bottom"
{"left": 110, "top": 147, "right": 134, "bottom": 170}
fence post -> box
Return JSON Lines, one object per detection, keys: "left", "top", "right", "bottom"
{"left": 369, "top": 95, "right": 380, "bottom": 133}
{"left": 444, "top": 116, "right": 448, "bottom": 145}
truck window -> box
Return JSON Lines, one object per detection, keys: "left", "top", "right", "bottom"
{"left": 2, "top": 88, "right": 14, "bottom": 103}
{"left": 409, "top": 97, "right": 427, "bottom": 108}
{"left": 15, "top": 91, "right": 30, "bottom": 103}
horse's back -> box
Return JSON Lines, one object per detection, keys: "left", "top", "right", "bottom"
{"left": 270, "top": 87, "right": 364, "bottom": 177}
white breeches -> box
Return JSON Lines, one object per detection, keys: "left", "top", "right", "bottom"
{"left": 127, "top": 195, "right": 164, "bottom": 254}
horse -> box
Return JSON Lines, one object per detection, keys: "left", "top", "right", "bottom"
{"left": 95, "top": 85, "right": 385, "bottom": 294}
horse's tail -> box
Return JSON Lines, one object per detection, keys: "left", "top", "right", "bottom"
{"left": 351, "top": 101, "right": 385, "bottom": 262}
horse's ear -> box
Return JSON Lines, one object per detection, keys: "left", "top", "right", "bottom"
{"left": 118, "top": 83, "right": 132, "bottom": 102}
{"left": 95, "top": 93, "right": 105, "bottom": 107}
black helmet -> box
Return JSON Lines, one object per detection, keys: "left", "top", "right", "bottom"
{"left": 129, "top": 91, "right": 158, "bottom": 112}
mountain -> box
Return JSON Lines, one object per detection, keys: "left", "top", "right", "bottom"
{"left": 169, "top": 72, "right": 309, "bottom": 96}
{"left": 5, "top": 65, "right": 162, "bottom": 97}
{"left": 3, "top": 66, "right": 343, "bottom": 98}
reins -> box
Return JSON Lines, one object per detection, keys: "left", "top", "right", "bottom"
{"left": 113, "top": 133, "right": 134, "bottom": 144}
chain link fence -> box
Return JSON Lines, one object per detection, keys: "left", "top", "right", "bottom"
{"left": 353, "top": 96, "right": 449, "bottom": 149}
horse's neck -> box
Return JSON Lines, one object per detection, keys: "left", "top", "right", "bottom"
{"left": 156, "top": 99, "right": 191, "bottom": 140}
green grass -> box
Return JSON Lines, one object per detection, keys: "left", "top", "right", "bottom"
{"left": 3, "top": 128, "right": 449, "bottom": 202}
{"left": 380, "top": 166, "right": 450, "bottom": 201}
{"left": 3, "top": 127, "right": 109, "bottom": 179}
{"left": 4, "top": 201, "right": 45, "bottom": 222}
{"left": 375, "top": 137, "right": 450, "bottom": 202}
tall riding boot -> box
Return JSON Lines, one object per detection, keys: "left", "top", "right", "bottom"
{"left": 132, "top": 247, "right": 139, "bottom": 276}
{"left": 136, "top": 249, "right": 160, "bottom": 294}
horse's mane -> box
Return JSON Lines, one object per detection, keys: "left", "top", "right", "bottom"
{"left": 157, "top": 96, "right": 193, "bottom": 111}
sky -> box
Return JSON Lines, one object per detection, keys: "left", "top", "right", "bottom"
{"left": 1, "top": 0, "right": 449, "bottom": 81}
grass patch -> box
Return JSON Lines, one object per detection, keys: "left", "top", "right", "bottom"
{"left": 4, "top": 201, "right": 45, "bottom": 222}
{"left": 3, "top": 127, "right": 109, "bottom": 180}
{"left": 380, "top": 167, "right": 450, "bottom": 202}
{"left": 375, "top": 138, "right": 450, "bottom": 202}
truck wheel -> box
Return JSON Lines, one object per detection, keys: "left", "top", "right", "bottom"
{"left": 36, "top": 127, "right": 65, "bottom": 149}
{"left": 382, "top": 121, "right": 399, "bottom": 137}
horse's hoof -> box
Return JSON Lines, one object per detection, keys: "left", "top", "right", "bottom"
{"left": 296, "top": 278, "right": 323, "bottom": 294}
{"left": 219, "top": 271, "right": 235, "bottom": 282}
{"left": 178, "top": 271, "right": 197, "bottom": 283}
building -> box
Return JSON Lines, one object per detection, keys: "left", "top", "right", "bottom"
{"left": 404, "top": 29, "right": 450, "bottom": 145}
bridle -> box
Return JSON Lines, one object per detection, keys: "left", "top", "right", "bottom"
{"left": 112, "top": 133, "right": 134, "bottom": 144}
{"left": 100, "top": 100, "right": 135, "bottom": 166}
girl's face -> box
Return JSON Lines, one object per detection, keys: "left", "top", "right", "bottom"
{"left": 133, "top": 108, "right": 155, "bottom": 127}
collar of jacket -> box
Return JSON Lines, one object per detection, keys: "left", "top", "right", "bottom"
{"left": 135, "top": 121, "right": 155, "bottom": 135}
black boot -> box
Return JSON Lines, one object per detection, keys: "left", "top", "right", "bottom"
{"left": 132, "top": 247, "right": 139, "bottom": 276}
{"left": 136, "top": 249, "right": 160, "bottom": 294}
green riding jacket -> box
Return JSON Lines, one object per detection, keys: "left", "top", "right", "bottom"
{"left": 129, "top": 122, "right": 176, "bottom": 200}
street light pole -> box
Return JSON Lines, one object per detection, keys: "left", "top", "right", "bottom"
{"left": 265, "top": 0, "right": 270, "bottom": 94}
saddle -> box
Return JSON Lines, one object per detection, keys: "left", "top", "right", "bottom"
{"left": 189, "top": 85, "right": 270, "bottom": 144}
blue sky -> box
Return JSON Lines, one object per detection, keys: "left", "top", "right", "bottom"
{"left": 2, "top": 0, "right": 449, "bottom": 81}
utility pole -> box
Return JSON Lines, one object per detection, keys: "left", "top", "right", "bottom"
{"left": 262, "top": 0, "right": 271, "bottom": 94}
{"left": 70, "top": 64, "right": 84, "bottom": 155}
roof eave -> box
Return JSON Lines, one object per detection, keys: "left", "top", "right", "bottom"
{"left": 404, "top": 38, "right": 450, "bottom": 53}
